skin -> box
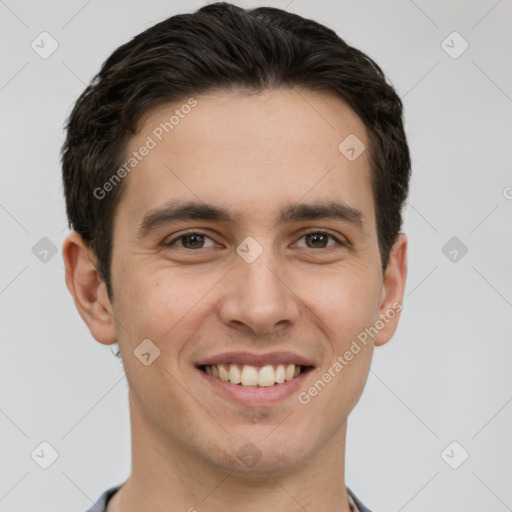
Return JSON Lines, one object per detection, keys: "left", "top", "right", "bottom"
{"left": 63, "top": 88, "right": 407, "bottom": 512}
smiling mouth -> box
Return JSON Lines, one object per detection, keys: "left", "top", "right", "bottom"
{"left": 199, "top": 363, "right": 313, "bottom": 387}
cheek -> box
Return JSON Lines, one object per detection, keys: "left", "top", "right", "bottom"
{"left": 300, "top": 278, "right": 376, "bottom": 423}
{"left": 305, "top": 269, "right": 381, "bottom": 341}
{"left": 305, "top": 271, "right": 378, "bottom": 390}
{"left": 116, "top": 267, "right": 219, "bottom": 346}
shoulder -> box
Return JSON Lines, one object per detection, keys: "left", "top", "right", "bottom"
{"left": 347, "top": 486, "right": 374, "bottom": 512}
{"left": 84, "top": 485, "right": 122, "bottom": 512}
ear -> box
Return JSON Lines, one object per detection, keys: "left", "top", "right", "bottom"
{"left": 373, "top": 233, "right": 408, "bottom": 347}
{"left": 62, "top": 231, "right": 117, "bottom": 345}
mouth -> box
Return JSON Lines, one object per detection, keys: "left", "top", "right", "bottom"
{"left": 198, "top": 363, "right": 313, "bottom": 387}
{"left": 194, "top": 352, "right": 315, "bottom": 406}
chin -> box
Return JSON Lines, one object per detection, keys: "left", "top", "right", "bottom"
{"left": 199, "top": 433, "right": 312, "bottom": 476}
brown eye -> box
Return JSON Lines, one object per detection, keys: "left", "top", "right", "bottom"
{"left": 296, "top": 231, "right": 343, "bottom": 249}
{"left": 167, "top": 232, "right": 215, "bottom": 249}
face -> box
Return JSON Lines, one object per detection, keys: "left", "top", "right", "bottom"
{"left": 65, "top": 88, "right": 407, "bottom": 475}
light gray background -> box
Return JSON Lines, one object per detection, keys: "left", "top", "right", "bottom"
{"left": 1, "top": 0, "right": 511, "bottom": 511}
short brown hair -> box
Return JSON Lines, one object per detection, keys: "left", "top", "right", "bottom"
{"left": 62, "top": 2, "right": 411, "bottom": 302}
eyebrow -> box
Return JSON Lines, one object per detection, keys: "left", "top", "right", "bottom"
{"left": 135, "top": 199, "right": 367, "bottom": 238}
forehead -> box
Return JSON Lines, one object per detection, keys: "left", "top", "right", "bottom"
{"left": 117, "top": 88, "right": 375, "bottom": 231}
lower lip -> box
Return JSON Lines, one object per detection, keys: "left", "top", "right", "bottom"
{"left": 196, "top": 367, "right": 314, "bottom": 406}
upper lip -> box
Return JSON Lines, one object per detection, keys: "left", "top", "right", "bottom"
{"left": 196, "top": 351, "right": 315, "bottom": 367}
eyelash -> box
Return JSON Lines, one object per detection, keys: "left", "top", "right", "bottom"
{"left": 166, "top": 230, "right": 345, "bottom": 250}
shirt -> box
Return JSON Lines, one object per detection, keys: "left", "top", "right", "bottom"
{"left": 86, "top": 484, "right": 373, "bottom": 511}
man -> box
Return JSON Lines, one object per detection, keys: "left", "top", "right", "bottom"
{"left": 62, "top": 3, "right": 410, "bottom": 511}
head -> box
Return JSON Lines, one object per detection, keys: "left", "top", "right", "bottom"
{"left": 62, "top": 2, "right": 409, "bottom": 475}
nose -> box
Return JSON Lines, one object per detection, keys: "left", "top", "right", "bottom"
{"left": 218, "top": 243, "right": 300, "bottom": 336}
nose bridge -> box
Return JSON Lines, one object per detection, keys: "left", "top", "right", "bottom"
{"left": 242, "top": 244, "right": 281, "bottom": 298}
{"left": 219, "top": 236, "right": 299, "bottom": 334}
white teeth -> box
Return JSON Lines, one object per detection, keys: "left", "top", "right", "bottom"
{"left": 229, "top": 364, "right": 241, "bottom": 384}
{"left": 275, "top": 364, "right": 286, "bottom": 383}
{"left": 258, "top": 365, "right": 275, "bottom": 387}
{"left": 203, "top": 363, "right": 305, "bottom": 386}
{"left": 218, "top": 365, "right": 229, "bottom": 382}
{"left": 285, "top": 364, "right": 295, "bottom": 381}
{"left": 240, "top": 365, "right": 259, "bottom": 386}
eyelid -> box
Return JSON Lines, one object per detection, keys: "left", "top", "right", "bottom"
{"left": 166, "top": 230, "right": 217, "bottom": 246}
{"left": 292, "top": 229, "right": 346, "bottom": 247}
{"left": 166, "top": 228, "right": 347, "bottom": 249}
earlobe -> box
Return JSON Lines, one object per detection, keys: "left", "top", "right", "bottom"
{"left": 374, "top": 233, "right": 408, "bottom": 347}
{"left": 62, "top": 231, "right": 117, "bottom": 345}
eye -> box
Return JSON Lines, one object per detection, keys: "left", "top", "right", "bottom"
{"left": 165, "top": 230, "right": 345, "bottom": 251}
{"left": 294, "top": 231, "right": 344, "bottom": 249}
{"left": 166, "top": 232, "right": 216, "bottom": 250}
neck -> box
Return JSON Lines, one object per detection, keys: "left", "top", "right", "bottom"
{"left": 109, "top": 392, "right": 353, "bottom": 512}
